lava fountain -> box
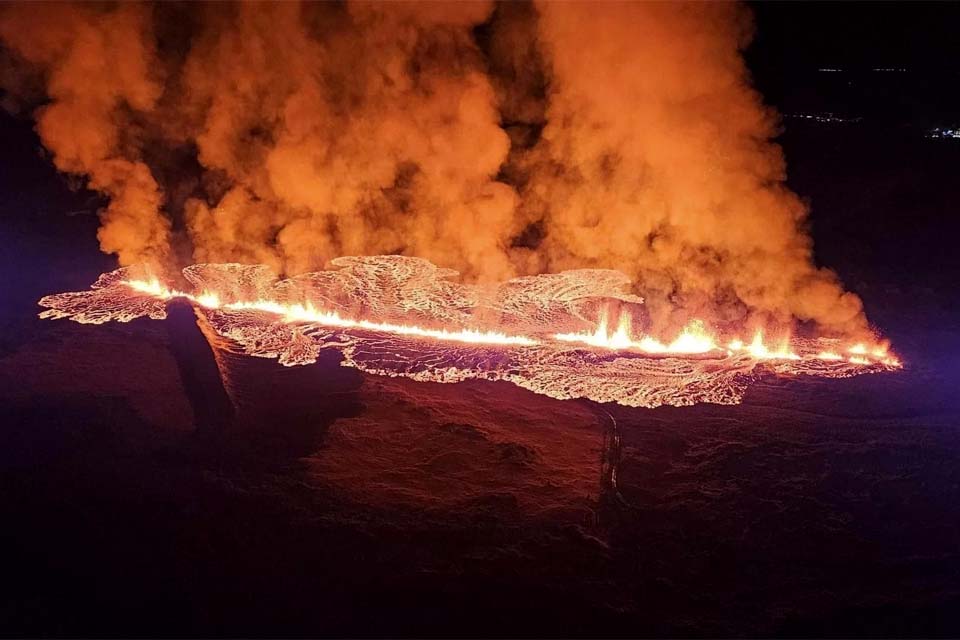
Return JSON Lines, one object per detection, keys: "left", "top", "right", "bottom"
{"left": 38, "top": 256, "right": 900, "bottom": 409}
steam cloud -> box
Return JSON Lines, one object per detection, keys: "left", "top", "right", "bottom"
{"left": 0, "top": 1, "right": 869, "bottom": 337}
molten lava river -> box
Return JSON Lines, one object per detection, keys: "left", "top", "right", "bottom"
{"left": 38, "top": 256, "right": 900, "bottom": 408}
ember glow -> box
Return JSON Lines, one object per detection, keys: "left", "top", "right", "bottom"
{"left": 38, "top": 258, "right": 901, "bottom": 409}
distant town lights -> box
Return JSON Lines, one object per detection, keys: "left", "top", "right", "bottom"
{"left": 928, "top": 127, "right": 960, "bottom": 139}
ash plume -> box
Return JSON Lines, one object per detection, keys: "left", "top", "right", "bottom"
{"left": 512, "top": 2, "right": 866, "bottom": 335}
{"left": 0, "top": 3, "right": 169, "bottom": 266}
{"left": 0, "top": 1, "right": 869, "bottom": 336}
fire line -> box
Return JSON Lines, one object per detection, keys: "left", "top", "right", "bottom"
{"left": 120, "top": 278, "right": 900, "bottom": 368}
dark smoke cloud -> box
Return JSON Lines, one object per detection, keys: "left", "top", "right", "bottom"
{"left": 0, "top": 1, "right": 870, "bottom": 337}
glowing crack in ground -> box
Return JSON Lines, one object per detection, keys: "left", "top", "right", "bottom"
{"left": 38, "top": 257, "right": 900, "bottom": 408}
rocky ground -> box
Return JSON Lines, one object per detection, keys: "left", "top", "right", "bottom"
{"left": 2, "top": 68, "right": 960, "bottom": 635}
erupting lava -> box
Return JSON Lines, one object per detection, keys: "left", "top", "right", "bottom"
{"left": 38, "top": 257, "right": 900, "bottom": 408}
{"left": 555, "top": 309, "right": 897, "bottom": 366}
{"left": 124, "top": 278, "right": 539, "bottom": 347}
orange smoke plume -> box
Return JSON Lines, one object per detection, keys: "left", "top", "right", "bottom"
{"left": 514, "top": 1, "right": 867, "bottom": 336}
{"left": 0, "top": 2, "right": 169, "bottom": 268}
{"left": 1, "top": 1, "right": 872, "bottom": 339}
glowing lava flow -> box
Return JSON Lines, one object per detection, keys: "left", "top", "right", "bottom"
{"left": 554, "top": 311, "right": 720, "bottom": 355}
{"left": 731, "top": 330, "right": 801, "bottom": 361}
{"left": 551, "top": 309, "right": 899, "bottom": 366}
{"left": 124, "top": 278, "right": 901, "bottom": 367}
{"left": 36, "top": 260, "right": 904, "bottom": 409}
{"left": 125, "top": 278, "right": 540, "bottom": 347}
{"left": 638, "top": 320, "right": 717, "bottom": 355}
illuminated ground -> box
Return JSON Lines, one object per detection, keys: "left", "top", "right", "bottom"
{"left": 36, "top": 259, "right": 898, "bottom": 409}
{"left": 3, "top": 51, "right": 960, "bottom": 636}
{"left": 2, "top": 289, "right": 958, "bottom": 635}
{"left": 2, "top": 209, "right": 959, "bottom": 634}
